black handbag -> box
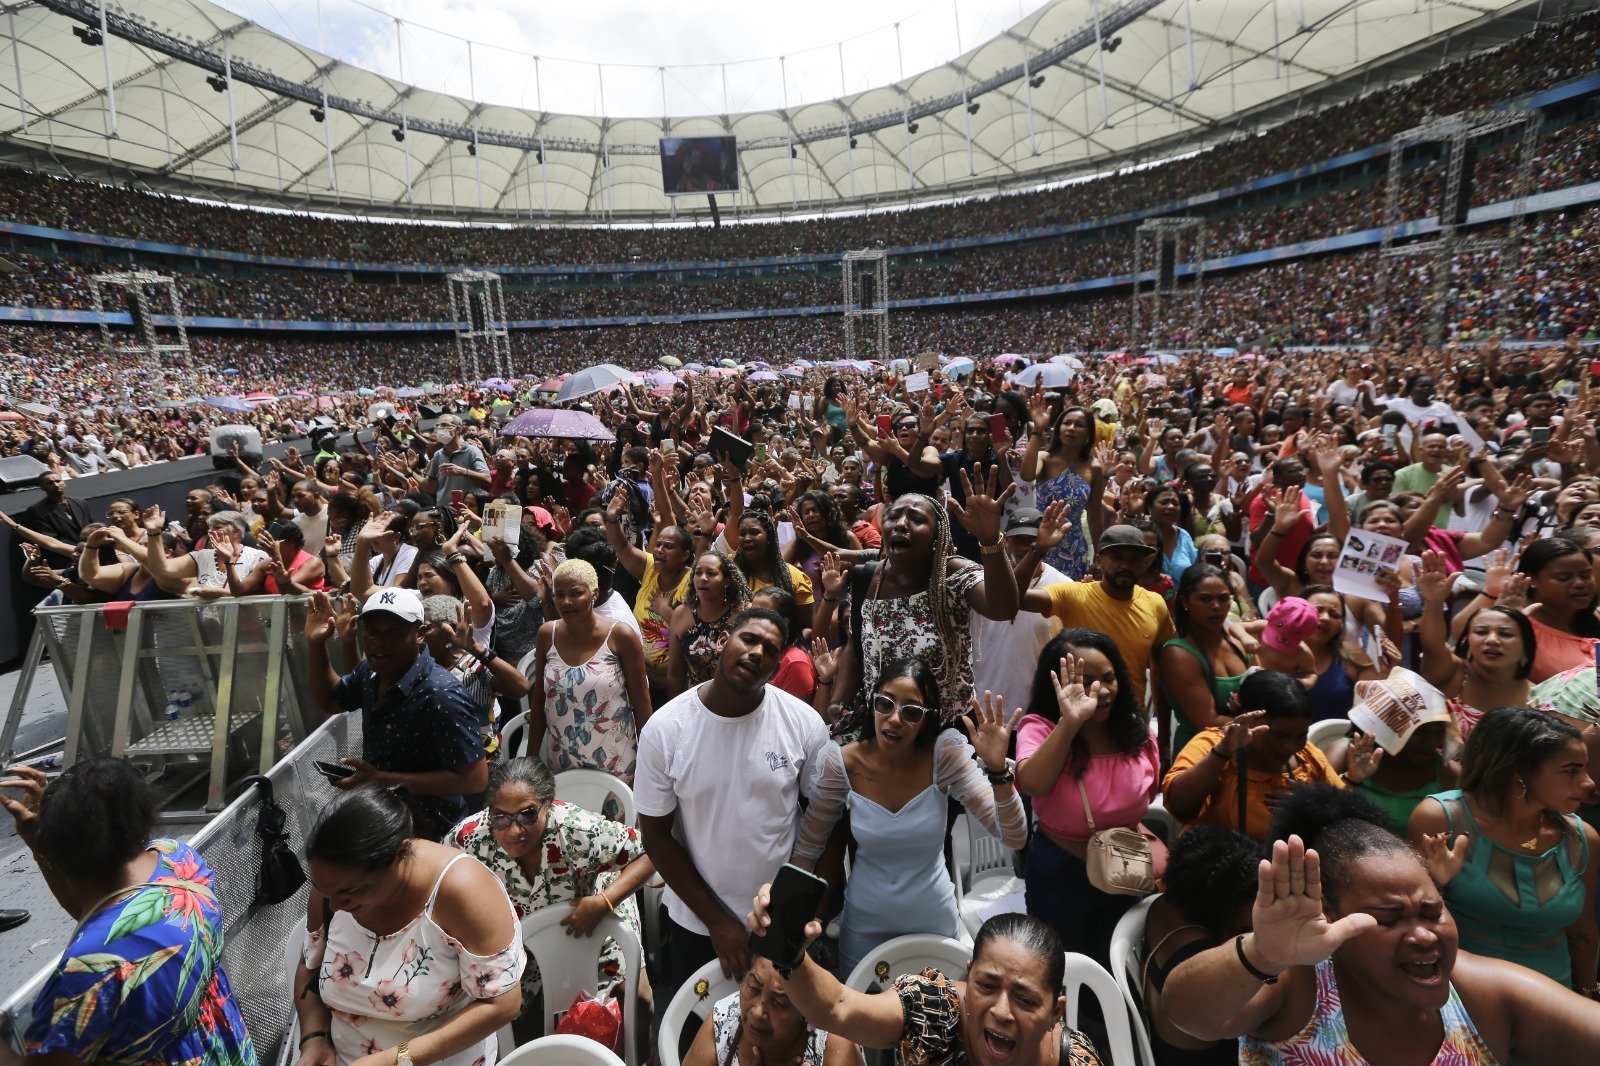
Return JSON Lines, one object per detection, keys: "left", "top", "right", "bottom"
{"left": 234, "top": 774, "right": 307, "bottom": 906}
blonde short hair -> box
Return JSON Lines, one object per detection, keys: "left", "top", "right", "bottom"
{"left": 553, "top": 558, "right": 599, "bottom": 593}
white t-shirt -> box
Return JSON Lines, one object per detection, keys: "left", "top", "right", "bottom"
{"left": 634, "top": 683, "right": 828, "bottom": 935}
{"left": 597, "top": 589, "right": 643, "bottom": 636}
{"left": 193, "top": 546, "right": 269, "bottom": 589}
{"left": 971, "top": 562, "right": 1066, "bottom": 705}
{"left": 292, "top": 506, "right": 330, "bottom": 549}
{"left": 1380, "top": 396, "right": 1463, "bottom": 451}
{"left": 1325, "top": 379, "right": 1373, "bottom": 407}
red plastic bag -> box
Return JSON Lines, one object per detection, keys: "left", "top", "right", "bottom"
{"left": 554, "top": 990, "right": 622, "bottom": 1053}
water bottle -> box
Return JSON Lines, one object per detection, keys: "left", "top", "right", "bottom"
{"left": 175, "top": 689, "right": 194, "bottom": 718}
{"left": 164, "top": 689, "right": 181, "bottom": 721}
{"left": 38, "top": 754, "right": 62, "bottom": 771}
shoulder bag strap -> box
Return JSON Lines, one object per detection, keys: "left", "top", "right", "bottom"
{"left": 1236, "top": 747, "right": 1250, "bottom": 836}
{"left": 1075, "top": 775, "right": 1097, "bottom": 835}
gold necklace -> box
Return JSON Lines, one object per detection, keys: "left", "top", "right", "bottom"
{"left": 1520, "top": 810, "right": 1546, "bottom": 851}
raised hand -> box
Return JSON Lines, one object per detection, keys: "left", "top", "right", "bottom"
{"left": 1415, "top": 550, "right": 1454, "bottom": 605}
{"left": 0, "top": 763, "right": 46, "bottom": 847}
{"left": 1495, "top": 472, "right": 1532, "bottom": 514}
{"left": 1496, "top": 571, "right": 1532, "bottom": 612}
{"left": 1049, "top": 654, "right": 1101, "bottom": 727}
{"left": 961, "top": 690, "right": 1023, "bottom": 773}
{"left": 1271, "top": 486, "right": 1304, "bottom": 532}
{"left": 357, "top": 516, "right": 390, "bottom": 543}
{"left": 1483, "top": 547, "right": 1516, "bottom": 598}
{"left": 1249, "top": 835, "right": 1378, "bottom": 973}
{"left": 809, "top": 636, "right": 837, "bottom": 684}
{"left": 140, "top": 505, "right": 166, "bottom": 534}
{"left": 1219, "top": 709, "right": 1269, "bottom": 758}
{"left": 819, "top": 552, "right": 848, "bottom": 599}
{"left": 1344, "top": 732, "right": 1384, "bottom": 784}
{"left": 1034, "top": 500, "right": 1072, "bottom": 554}
{"left": 304, "top": 589, "right": 336, "bottom": 645}
{"left": 1418, "top": 831, "right": 1469, "bottom": 888}
{"left": 949, "top": 462, "right": 1017, "bottom": 545}
{"left": 1025, "top": 385, "right": 1052, "bottom": 429}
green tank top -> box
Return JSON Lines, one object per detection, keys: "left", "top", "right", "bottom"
{"left": 1160, "top": 637, "right": 1248, "bottom": 759}
{"left": 1359, "top": 771, "right": 1446, "bottom": 837}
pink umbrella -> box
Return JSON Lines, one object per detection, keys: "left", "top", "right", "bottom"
{"left": 244, "top": 391, "right": 277, "bottom": 404}
{"left": 313, "top": 396, "right": 338, "bottom": 409}
{"left": 993, "top": 354, "right": 1027, "bottom": 365}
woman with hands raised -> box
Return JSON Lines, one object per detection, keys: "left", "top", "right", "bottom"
{"left": 1164, "top": 784, "right": 1600, "bottom": 1064}
{"left": 1416, "top": 549, "right": 1538, "bottom": 739}
{"left": 787, "top": 655, "right": 1027, "bottom": 977}
{"left": 1014, "top": 630, "right": 1162, "bottom": 970}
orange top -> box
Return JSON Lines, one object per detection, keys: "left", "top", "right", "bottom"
{"left": 1162, "top": 726, "right": 1344, "bottom": 841}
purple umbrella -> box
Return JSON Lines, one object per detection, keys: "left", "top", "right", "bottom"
{"left": 748, "top": 371, "right": 780, "bottom": 382}
{"left": 499, "top": 408, "right": 615, "bottom": 441}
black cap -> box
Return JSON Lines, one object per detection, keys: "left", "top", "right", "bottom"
{"left": 1098, "top": 524, "right": 1157, "bottom": 554}
{"left": 1004, "top": 507, "right": 1044, "bottom": 537}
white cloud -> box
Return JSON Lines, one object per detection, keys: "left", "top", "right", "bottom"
{"left": 220, "top": 0, "right": 1039, "bottom": 116}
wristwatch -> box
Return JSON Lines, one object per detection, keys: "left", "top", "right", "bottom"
{"left": 395, "top": 1042, "right": 412, "bottom": 1066}
{"left": 984, "top": 759, "right": 1016, "bottom": 786}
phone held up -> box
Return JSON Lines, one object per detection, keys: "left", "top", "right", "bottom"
{"left": 748, "top": 863, "right": 829, "bottom": 972}
{"left": 313, "top": 760, "right": 356, "bottom": 781}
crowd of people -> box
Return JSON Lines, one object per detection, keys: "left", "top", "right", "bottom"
{"left": 8, "top": 334, "right": 1600, "bottom": 1065}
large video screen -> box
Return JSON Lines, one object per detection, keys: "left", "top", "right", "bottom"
{"left": 659, "top": 136, "right": 739, "bottom": 196}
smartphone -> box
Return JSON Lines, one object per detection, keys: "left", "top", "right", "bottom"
{"left": 450, "top": 489, "right": 465, "bottom": 507}
{"left": 988, "top": 412, "right": 1011, "bottom": 447}
{"left": 755, "top": 442, "right": 768, "bottom": 463}
{"left": 876, "top": 414, "right": 893, "bottom": 439}
{"left": 1531, "top": 426, "right": 1552, "bottom": 444}
{"left": 748, "top": 863, "right": 828, "bottom": 970}
{"left": 313, "top": 760, "right": 355, "bottom": 781}
{"left": 661, "top": 438, "right": 676, "bottom": 453}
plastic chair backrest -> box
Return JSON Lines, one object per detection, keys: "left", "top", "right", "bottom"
{"left": 499, "top": 1034, "right": 627, "bottom": 1066}
{"left": 1307, "top": 718, "right": 1351, "bottom": 753}
{"left": 554, "top": 769, "right": 637, "bottom": 826}
{"left": 967, "top": 815, "right": 1016, "bottom": 883}
{"left": 277, "top": 928, "right": 306, "bottom": 1066}
{"left": 1063, "top": 951, "right": 1142, "bottom": 1066}
{"left": 1109, "top": 897, "right": 1159, "bottom": 1066}
{"left": 843, "top": 934, "right": 972, "bottom": 992}
{"left": 655, "top": 958, "right": 740, "bottom": 1066}
{"left": 1140, "top": 797, "right": 1180, "bottom": 847}
{"left": 512, "top": 905, "right": 643, "bottom": 1066}
{"left": 499, "top": 709, "right": 532, "bottom": 760}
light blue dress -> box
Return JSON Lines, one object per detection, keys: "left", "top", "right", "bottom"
{"left": 789, "top": 730, "right": 1030, "bottom": 978}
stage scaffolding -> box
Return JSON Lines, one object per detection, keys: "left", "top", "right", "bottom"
{"left": 1374, "top": 108, "right": 1540, "bottom": 346}
{"left": 447, "top": 270, "right": 511, "bottom": 380}
{"left": 1131, "top": 217, "right": 1204, "bottom": 350}
{"left": 842, "top": 250, "right": 889, "bottom": 361}
{"left": 89, "top": 271, "right": 190, "bottom": 371}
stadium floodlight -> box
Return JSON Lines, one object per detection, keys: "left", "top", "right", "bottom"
{"left": 206, "top": 75, "right": 227, "bottom": 93}
{"left": 72, "top": 25, "right": 103, "bottom": 46}
{"left": 466, "top": 142, "right": 476, "bottom": 156}
{"left": 848, "top": 136, "right": 858, "bottom": 148}
{"left": 391, "top": 127, "right": 406, "bottom": 142}
{"left": 1029, "top": 74, "right": 1046, "bottom": 88}
{"left": 907, "top": 121, "right": 919, "bottom": 134}
{"left": 967, "top": 101, "right": 980, "bottom": 115}
{"left": 1104, "top": 35, "right": 1122, "bottom": 52}
{"left": 309, "top": 106, "right": 325, "bottom": 122}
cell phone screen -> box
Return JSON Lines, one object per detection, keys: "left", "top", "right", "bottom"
{"left": 988, "top": 412, "right": 1011, "bottom": 446}
{"left": 313, "top": 760, "right": 355, "bottom": 781}
{"left": 748, "top": 864, "right": 828, "bottom": 970}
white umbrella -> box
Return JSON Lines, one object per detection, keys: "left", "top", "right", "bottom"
{"left": 1010, "top": 363, "right": 1075, "bottom": 388}
{"left": 1051, "top": 354, "right": 1085, "bottom": 368}
{"left": 556, "top": 364, "right": 635, "bottom": 402}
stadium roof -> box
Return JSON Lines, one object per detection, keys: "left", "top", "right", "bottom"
{"left": 0, "top": 0, "right": 1544, "bottom": 222}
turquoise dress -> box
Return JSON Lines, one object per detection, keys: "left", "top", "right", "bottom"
{"left": 1432, "top": 789, "right": 1589, "bottom": 987}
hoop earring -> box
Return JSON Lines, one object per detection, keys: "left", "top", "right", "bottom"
{"left": 435, "top": 533, "right": 444, "bottom": 548}
{"left": 1519, "top": 778, "right": 1529, "bottom": 801}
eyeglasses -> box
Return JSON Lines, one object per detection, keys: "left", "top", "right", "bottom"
{"left": 872, "top": 692, "right": 931, "bottom": 725}
{"left": 486, "top": 806, "right": 542, "bottom": 831}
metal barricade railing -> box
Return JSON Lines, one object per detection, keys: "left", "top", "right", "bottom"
{"left": 1, "top": 596, "right": 324, "bottom": 817}
{"left": 0, "top": 709, "right": 362, "bottom": 1061}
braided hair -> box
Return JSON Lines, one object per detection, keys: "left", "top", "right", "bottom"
{"left": 870, "top": 493, "right": 959, "bottom": 705}
{"left": 735, "top": 507, "right": 794, "bottom": 597}
{"left": 687, "top": 550, "right": 752, "bottom": 613}
{"left": 790, "top": 489, "right": 850, "bottom": 567}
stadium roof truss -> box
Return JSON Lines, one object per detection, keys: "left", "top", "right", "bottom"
{"left": 0, "top": 0, "right": 1539, "bottom": 222}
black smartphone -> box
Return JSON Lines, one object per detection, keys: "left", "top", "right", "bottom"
{"left": 748, "top": 863, "right": 828, "bottom": 970}
{"left": 1531, "top": 426, "right": 1552, "bottom": 444}
{"left": 314, "top": 760, "right": 355, "bottom": 781}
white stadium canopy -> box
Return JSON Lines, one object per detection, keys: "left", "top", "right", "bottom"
{"left": 0, "top": 0, "right": 1538, "bottom": 222}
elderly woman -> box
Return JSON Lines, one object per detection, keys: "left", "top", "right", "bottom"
{"left": 294, "top": 786, "right": 523, "bottom": 1066}
{"left": 260, "top": 518, "right": 327, "bottom": 594}
{"left": 449, "top": 759, "right": 654, "bottom": 1029}
{"left": 746, "top": 904, "right": 1103, "bottom": 1066}
{"left": 0, "top": 760, "right": 256, "bottom": 1066}
{"left": 138, "top": 508, "right": 271, "bottom": 599}
{"left": 685, "top": 952, "right": 864, "bottom": 1066}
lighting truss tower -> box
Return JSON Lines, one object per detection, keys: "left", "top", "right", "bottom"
{"left": 842, "top": 250, "right": 889, "bottom": 361}
{"left": 1131, "top": 218, "right": 1204, "bottom": 350}
{"left": 1374, "top": 108, "right": 1540, "bottom": 347}
{"left": 89, "top": 271, "right": 189, "bottom": 372}
{"left": 447, "top": 270, "right": 511, "bottom": 381}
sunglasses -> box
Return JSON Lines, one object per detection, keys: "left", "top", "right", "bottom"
{"left": 872, "top": 692, "right": 931, "bottom": 725}
{"left": 486, "top": 806, "right": 543, "bottom": 831}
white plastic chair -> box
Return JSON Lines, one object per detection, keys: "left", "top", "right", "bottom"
{"left": 1063, "top": 951, "right": 1142, "bottom": 1066}
{"left": 554, "top": 769, "right": 637, "bottom": 826}
{"left": 655, "top": 958, "right": 740, "bottom": 1066}
{"left": 844, "top": 933, "right": 972, "bottom": 992}
{"left": 499, "top": 709, "right": 532, "bottom": 760}
{"left": 498, "top": 1034, "right": 626, "bottom": 1066}
{"left": 1108, "top": 897, "right": 1160, "bottom": 1066}
{"left": 495, "top": 904, "right": 643, "bottom": 1066}
{"left": 1308, "top": 718, "right": 1351, "bottom": 753}
{"left": 277, "top": 928, "right": 305, "bottom": 1066}
{"left": 1141, "top": 797, "right": 1180, "bottom": 847}
{"left": 954, "top": 814, "right": 1025, "bottom": 938}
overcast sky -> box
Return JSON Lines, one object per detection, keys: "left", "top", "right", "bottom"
{"left": 221, "top": 0, "right": 1042, "bottom": 116}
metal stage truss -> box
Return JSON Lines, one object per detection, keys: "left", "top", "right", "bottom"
{"left": 1131, "top": 217, "right": 1204, "bottom": 351}
{"left": 447, "top": 270, "right": 511, "bottom": 380}
{"left": 842, "top": 250, "right": 890, "bottom": 362}
{"left": 1375, "top": 108, "right": 1540, "bottom": 346}
{"left": 89, "top": 270, "right": 190, "bottom": 371}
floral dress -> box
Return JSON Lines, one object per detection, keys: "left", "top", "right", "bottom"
{"left": 305, "top": 853, "right": 524, "bottom": 1066}
{"left": 709, "top": 990, "right": 828, "bottom": 1065}
{"left": 25, "top": 839, "right": 257, "bottom": 1066}
{"left": 1032, "top": 465, "right": 1092, "bottom": 579}
{"left": 892, "top": 968, "right": 1102, "bottom": 1066}
{"left": 449, "top": 801, "right": 644, "bottom": 1001}
{"left": 683, "top": 607, "right": 737, "bottom": 686}
{"left": 856, "top": 560, "right": 984, "bottom": 729}
{"left": 540, "top": 621, "right": 639, "bottom": 784}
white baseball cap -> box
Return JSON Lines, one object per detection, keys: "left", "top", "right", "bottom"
{"left": 361, "top": 587, "right": 424, "bottom": 624}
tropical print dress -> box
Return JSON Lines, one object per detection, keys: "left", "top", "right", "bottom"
{"left": 25, "top": 839, "right": 258, "bottom": 1066}
{"left": 449, "top": 800, "right": 644, "bottom": 1001}
{"left": 1032, "top": 465, "right": 1093, "bottom": 579}
{"left": 540, "top": 622, "right": 640, "bottom": 784}
{"left": 891, "top": 968, "right": 1102, "bottom": 1066}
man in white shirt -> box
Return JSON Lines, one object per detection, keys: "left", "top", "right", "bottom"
{"left": 635, "top": 607, "right": 828, "bottom": 1013}
{"left": 971, "top": 508, "right": 1064, "bottom": 704}
{"left": 1365, "top": 374, "right": 1463, "bottom": 451}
